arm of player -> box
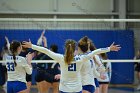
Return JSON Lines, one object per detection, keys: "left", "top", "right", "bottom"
{"left": 42, "top": 36, "right": 47, "bottom": 48}
{"left": 31, "top": 45, "right": 64, "bottom": 62}
{"left": 80, "top": 47, "right": 110, "bottom": 62}
{"left": 22, "top": 58, "right": 32, "bottom": 75}
{"left": 22, "top": 41, "right": 64, "bottom": 62}
{"left": 5, "top": 36, "right": 10, "bottom": 50}
{"left": 80, "top": 42, "right": 121, "bottom": 62}
{"left": 37, "top": 30, "right": 45, "bottom": 46}
{"left": 94, "top": 55, "right": 106, "bottom": 73}
{"left": 93, "top": 66, "right": 100, "bottom": 78}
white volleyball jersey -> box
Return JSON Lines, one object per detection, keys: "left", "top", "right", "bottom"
{"left": 6, "top": 56, "right": 32, "bottom": 83}
{"left": 81, "top": 59, "right": 95, "bottom": 86}
{"left": 97, "top": 62, "right": 112, "bottom": 82}
{"left": 93, "top": 55, "right": 103, "bottom": 78}
{"left": 92, "top": 59, "right": 100, "bottom": 78}
{"left": 32, "top": 44, "right": 110, "bottom": 92}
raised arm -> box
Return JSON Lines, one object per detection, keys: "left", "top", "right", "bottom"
{"left": 37, "top": 30, "right": 45, "bottom": 46}
{"left": 80, "top": 42, "right": 121, "bottom": 62}
{"left": 5, "top": 36, "right": 10, "bottom": 50}
{"left": 42, "top": 36, "right": 47, "bottom": 48}
{"left": 22, "top": 41, "right": 63, "bottom": 62}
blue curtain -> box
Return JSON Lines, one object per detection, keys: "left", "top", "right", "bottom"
{"left": 0, "top": 29, "right": 134, "bottom": 84}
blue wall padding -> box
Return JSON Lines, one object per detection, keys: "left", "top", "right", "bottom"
{"left": 0, "top": 29, "right": 134, "bottom": 84}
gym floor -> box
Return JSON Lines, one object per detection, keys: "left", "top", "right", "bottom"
{"left": 0, "top": 87, "right": 140, "bottom": 93}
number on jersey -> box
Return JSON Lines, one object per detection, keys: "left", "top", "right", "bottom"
{"left": 7, "top": 62, "right": 15, "bottom": 71}
{"left": 68, "top": 63, "right": 76, "bottom": 71}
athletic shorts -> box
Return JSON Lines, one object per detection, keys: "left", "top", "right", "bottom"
{"left": 94, "top": 78, "right": 99, "bottom": 87}
{"left": 82, "top": 85, "right": 95, "bottom": 93}
{"left": 7, "top": 81, "right": 27, "bottom": 93}
{"left": 26, "top": 74, "right": 32, "bottom": 82}
{"left": 35, "top": 68, "right": 60, "bottom": 83}
{"left": 135, "top": 64, "right": 140, "bottom": 72}
{"left": 99, "top": 82, "right": 109, "bottom": 84}
{"left": 59, "top": 91, "right": 82, "bottom": 93}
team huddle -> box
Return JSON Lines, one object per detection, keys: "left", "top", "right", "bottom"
{"left": 4, "top": 31, "right": 121, "bottom": 93}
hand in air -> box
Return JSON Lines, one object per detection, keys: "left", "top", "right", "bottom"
{"left": 22, "top": 41, "right": 32, "bottom": 48}
{"left": 109, "top": 42, "right": 121, "bottom": 51}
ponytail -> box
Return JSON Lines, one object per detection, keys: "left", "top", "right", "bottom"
{"left": 64, "top": 39, "right": 76, "bottom": 65}
{"left": 12, "top": 51, "right": 17, "bottom": 66}
{"left": 10, "top": 40, "right": 21, "bottom": 67}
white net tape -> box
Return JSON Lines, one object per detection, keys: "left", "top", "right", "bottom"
{"left": 0, "top": 60, "right": 140, "bottom": 63}
{"left": 0, "top": 18, "right": 140, "bottom": 22}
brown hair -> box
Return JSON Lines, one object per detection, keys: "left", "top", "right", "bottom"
{"left": 87, "top": 38, "right": 96, "bottom": 51}
{"left": 64, "top": 39, "right": 76, "bottom": 65}
{"left": 100, "top": 53, "right": 108, "bottom": 60}
{"left": 78, "top": 36, "right": 89, "bottom": 53}
{"left": 10, "top": 40, "right": 21, "bottom": 66}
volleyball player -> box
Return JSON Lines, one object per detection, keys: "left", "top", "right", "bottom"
{"left": 98, "top": 53, "right": 111, "bottom": 93}
{"left": 6, "top": 40, "right": 32, "bottom": 93}
{"left": 22, "top": 39, "right": 120, "bottom": 93}
{"left": 89, "top": 40, "right": 106, "bottom": 93}
{"left": 78, "top": 36, "right": 106, "bottom": 93}
{"left": 19, "top": 41, "right": 34, "bottom": 93}
{"left": 78, "top": 36, "right": 96, "bottom": 93}
{"left": 35, "top": 31, "right": 60, "bottom": 93}
{"left": 1, "top": 36, "right": 10, "bottom": 87}
{"left": 35, "top": 45, "right": 60, "bottom": 93}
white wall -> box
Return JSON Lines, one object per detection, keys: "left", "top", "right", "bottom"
{"left": 0, "top": 0, "right": 118, "bottom": 13}
{"left": 0, "top": 0, "right": 53, "bottom": 13}
{"left": 129, "top": 0, "right": 140, "bottom": 12}
{"left": 58, "top": 0, "right": 112, "bottom": 12}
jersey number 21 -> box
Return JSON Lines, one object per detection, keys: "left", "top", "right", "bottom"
{"left": 68, "top": 63, "right": 76, "bottom": 71}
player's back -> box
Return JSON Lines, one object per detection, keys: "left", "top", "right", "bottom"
{"left": 59, "top": 55, "right": 84, "bottom": 92}
{"left": 81, "top": 59, "right": 95, "bottom": 86}
{"left": 6, "top": 55, "right": 32, "bottom": 83}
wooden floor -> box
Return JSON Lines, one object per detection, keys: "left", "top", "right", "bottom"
{"left": 0, "top": 87, "right": 140, "bottom": 93}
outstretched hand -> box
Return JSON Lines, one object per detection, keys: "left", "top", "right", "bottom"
{"left": 22, "top": 41, "right": 32, "bottom": 48}
{"left": 110, "top": 42, "right": 121, "bottom": 51}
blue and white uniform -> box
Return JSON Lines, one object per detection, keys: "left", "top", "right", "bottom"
{"left": 81, "top": 58, "right": 95, "bottom": 93}
{"left": 98, "top": 61, "right": 112, "bottom": 84}
{"left": 6, "top": 56, "right": 32, "bottom": 93}
{"left": 32, "top": 45, "right": 110, "bottom": 93}
{"left": 93, "top": 55, "right": 105, "bottom": 88}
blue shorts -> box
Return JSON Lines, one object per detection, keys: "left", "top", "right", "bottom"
{"left": 82, "top": 85, "right": 95, "bottom": 93}
{"left": 94, "top": 78, "right": 99, "bottom": 87}
{"left": 59, "top": 91, "right": 82, "bottom": 93}
{"left": 7, "top": 81, "right": 27, "bottom": 93}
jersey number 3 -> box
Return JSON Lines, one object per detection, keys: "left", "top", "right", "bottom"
{"left": 68, "top": 63, "right": 76, "bottom": 71}
{"left": 7, "top": 63, "right": 15, "bottom": 71}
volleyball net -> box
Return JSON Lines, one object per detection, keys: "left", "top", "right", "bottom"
{"left": 0, "top": 18, "right": 140, "bottom": 63}
{"left": 0, "top": 60, "right": 140, "bottom": 63}
{"left": 0, "top": 18, "right": 140, "bottom": 84}
{"left": 0, "top": 18, "right": 140, "bottom": 30}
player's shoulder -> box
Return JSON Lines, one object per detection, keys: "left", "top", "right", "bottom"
{"left": 16, "top": 56, "right": 27, "bottom": 63}
{"left": 16, "top": 56, "right": 25, "bottom": 60}
{"left": 94, "top": 54, "right": 99, "bottom": 57}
